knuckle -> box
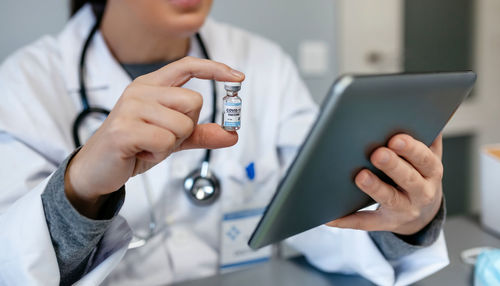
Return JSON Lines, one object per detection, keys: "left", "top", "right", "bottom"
{"left": 385, "top": 191, "right": 399, "bottom": 208}
{"left": 166, "top": 131, "right": 177, "bottom": 148}
{"left": 190, "top": 91, "right": 203, "bottom": 110}
{"left": 163, "top": 131, "right": 177, "bottom": 151}
{"left": 107, "top": 121, "right": 130, "bottom": 147}
{"left": 406, "top": 140, "right": 417, "bottom": 155}
{"left": 406, "top": 208, "right": 421, "bottom": 221}
{"left": 223, "top": 63, "right": 233, "bottom": 73}
{"left": 365, "top": 179, "right": 379, "bottom": 194}
{"left": 181, "top": 56, "right": 195, "bottom": 64}
{"left": 418, "top": 152, "right": 432, "bottom": 167}
{"left": 386, "top": 155, "right": 399, "bottom": 172}
{"left": 198, "top": 127, "right": 209, "bottom": 145}
{"left": 122, "top": 83, "right": 135, "bottom": 95}
{"left": 149, "top": 130, "right": 163, "bottom": 148}
{"left": 433, "top": 163, "right": 444, "bottom": 180}
{"left": 127, "top": 96, "right": 142, "bottom": 106}
{"left": 363, "top": 179, "right": 382, "bottom": 199}
{"left": 153, "top": 129, "right": 175, "bottom": 152}
{"left": 420, "top": 187, "right": 436, "bottom": 205}
{"left": 179, "top": 117, "right": 195, "bottom": 138}
{"left": 406, "top": 171, "right": 420, "bottom": 186}
{"left": 185, "top": 118, "right": 195, "bottom": 134}
{"left": 134, "top": 74, "right": 148, "bottom": 83}
{"left": 121, "top": 98, "right": 141, "bottom": 115}
{"left": 151, "top": 128, "right": 163, "bottom": 141}
{"left": 107, "top": 120, "right": 125, "bottom": 136}
{"left": 119, "top": 87, "right": 142, "bottom": 106}
{"left": 123, "top": 84, "right": 141, "bottom": 99}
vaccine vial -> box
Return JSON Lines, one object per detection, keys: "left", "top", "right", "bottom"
{"left": 222, "top": 82, "right": 242, "bottom": 131}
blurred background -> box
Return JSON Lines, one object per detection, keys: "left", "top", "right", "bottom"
{"left": 1, "top": 0, "right": 499, "bottom": 216}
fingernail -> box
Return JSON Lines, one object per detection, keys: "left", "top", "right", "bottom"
{"left": 360, "top": 172, "right": 373, "bottom": 187}
{"left": 230, "top": 69, "right": 244, "bottom": 78}
{"left": 378, "top": 150, "right": 390, "bottom": 164}
{"left": 392, "top": 138, "right": 406, "bottom": 151}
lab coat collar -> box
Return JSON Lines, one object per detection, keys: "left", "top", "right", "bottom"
{"left": 57, "top": 4, "right": 131, "bottom": 109}
{"left": 198, "top": 18, "right": 239, "bottom": 71}
{"left": 57, "top": 4, "right": 230, "bottom": 111}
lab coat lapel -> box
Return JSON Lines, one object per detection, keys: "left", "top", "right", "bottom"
{"left": 199, "top": 19, "right": 238, "bottom": 68}
{"left": 199, "top": 19, "right": 239, "bottom": 114}
{"left": 59, "top": 14, "right": 235, "bottom": 116}
{"left": 58, "top": 4, "right": 131, "bottom": 112}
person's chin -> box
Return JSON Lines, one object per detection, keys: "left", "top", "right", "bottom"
{"left": 165, "top": 13, "right": 208, "bottom": 36}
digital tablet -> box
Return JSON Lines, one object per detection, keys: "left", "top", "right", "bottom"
{"left": 248, "top": 72, "right": 476, "bottom": 249}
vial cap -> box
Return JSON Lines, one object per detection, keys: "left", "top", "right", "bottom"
{"left": 224, "top": 81, "right": 242, "bottom": 92}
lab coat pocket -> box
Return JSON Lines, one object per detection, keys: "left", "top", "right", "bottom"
{"left": 219, "top": 153, "right": 281, "bottom": 211}
{"left": 218, "top": 155, "right": 279, "bottom": 272}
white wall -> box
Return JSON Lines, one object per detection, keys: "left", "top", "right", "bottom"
{"left": 337, "top": 0, "right": 402, "bottom": 74}
{"left": 211, "top": 0, "right": 338, "bottom": 103}
{"left": 337, "top": 0, "right": 500, "bottom": 213}
{"left": 0, "top": 1, "right": 338, "bottom": 103}
{"left": 0, "top": 0, "right": 68, "bottom": 61}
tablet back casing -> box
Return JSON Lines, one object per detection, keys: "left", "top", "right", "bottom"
{"left": 248, "top": 72, "right": 476, "bottom": 249}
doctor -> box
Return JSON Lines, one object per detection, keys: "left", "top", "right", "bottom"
{"left": 0, "top": 0, "right": 448, "bottom": 285}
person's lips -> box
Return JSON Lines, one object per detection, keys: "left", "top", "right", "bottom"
{"left": 168, "top": 0, "right": 202, "bottom": 10}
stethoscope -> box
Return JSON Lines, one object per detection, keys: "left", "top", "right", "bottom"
{"left": 74, "top": 18, "right": 221, "bottom": 248}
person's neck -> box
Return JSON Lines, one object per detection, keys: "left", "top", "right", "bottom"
{"left": 100, "top": 5, "right": 190, "bottom": 64}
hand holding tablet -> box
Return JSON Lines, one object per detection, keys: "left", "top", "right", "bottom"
{"left": 249, "top": 71, "right": 476, "bottom": 249}
{"left": 327, "top": 133, "right": 444, "bottom": 235}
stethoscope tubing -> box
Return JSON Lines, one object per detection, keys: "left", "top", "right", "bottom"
{"left": 74, "top": 22, "right": 216, "bottom": 168}
{"left": 73, "top": 17, "right": 221, "bottom": 249}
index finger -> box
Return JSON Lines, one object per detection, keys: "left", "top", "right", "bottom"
{"left": 136, "top": 56, "right": 245, "bottom": 87}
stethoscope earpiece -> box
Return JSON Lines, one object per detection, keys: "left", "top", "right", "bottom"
{"left": 183, "top": 161, "right": 220, "bottom": 206}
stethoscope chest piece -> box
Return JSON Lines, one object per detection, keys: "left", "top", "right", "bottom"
{"left": 183, "top": 161, "right": 220, "bottom": 205}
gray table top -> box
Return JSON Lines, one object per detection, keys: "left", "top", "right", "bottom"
{"left": 415, "top": 216, "right": 500, "bottom": 286}
{"left": 172, "top": 216, "right": 500, "bottom": 286}
{"left": 173, "top": 256, "right": 374, "bottom": 286}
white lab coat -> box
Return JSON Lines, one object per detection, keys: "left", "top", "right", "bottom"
{"left": 0, "top": 5, "right": 449, "bottom": 286}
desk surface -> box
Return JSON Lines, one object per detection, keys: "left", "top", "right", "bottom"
{"left": 172, "top": 216, "right": 500, "bottom": 286}
{"left": 173, "top": 256, "right": 374, "bottom": 286}
{"left": 415, "top": 216, "right": 500, "bottom": 285}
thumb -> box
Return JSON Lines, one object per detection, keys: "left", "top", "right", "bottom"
{"left": 177, "top": 123, "right": 238, "bottom": 151}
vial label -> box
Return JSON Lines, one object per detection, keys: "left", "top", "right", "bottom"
{"left": 223, "top": 101, "right": 241, "bottom": 127}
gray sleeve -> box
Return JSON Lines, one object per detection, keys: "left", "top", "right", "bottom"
{"left": 368, "top": 198, "right": 446, "bottom": 261}
{"left": 41, "top": 149, "right": 125, "bottom": 286}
